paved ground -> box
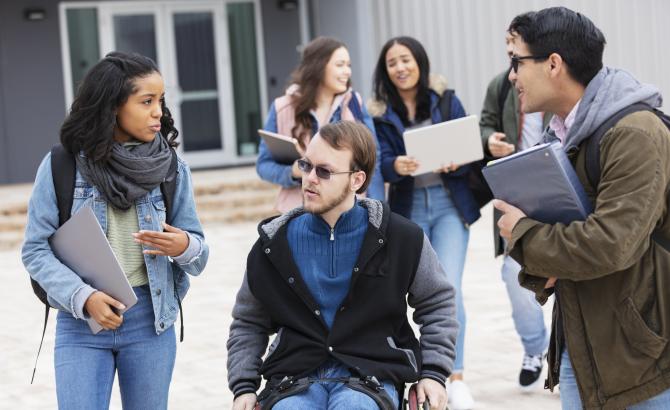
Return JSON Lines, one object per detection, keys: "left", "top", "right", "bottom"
{"left": 0, "top": 201, "right": 561, "bottom": 409}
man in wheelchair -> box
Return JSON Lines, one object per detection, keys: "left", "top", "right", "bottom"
{"left": 227, "top": 122, "right": 458, "bottom": 409}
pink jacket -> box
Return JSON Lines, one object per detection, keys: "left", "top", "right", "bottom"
{"left": 273, "top": 86, "right": 359, "bottom": 213}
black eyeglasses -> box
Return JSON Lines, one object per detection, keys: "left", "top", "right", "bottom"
{"left": 297, "top": 159, "right": 358, "bottom": 180}
{"left": 510, "top": 54, "right": 550, "bottom": 73}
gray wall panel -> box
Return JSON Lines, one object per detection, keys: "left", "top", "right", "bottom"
{"left": 0, "top": 6, "right": 8, "bottom": 184}
{"left": 369, "top": 0, "right": 669, "bottom": 115}
{"left": 310, "top": 0, "right": 374, "bottom": 99}
{"left": 260, "top": 0, "right": 302, "bottom": 102}
{"left": 1, "top": 0, "right": 65, "bottom": 184}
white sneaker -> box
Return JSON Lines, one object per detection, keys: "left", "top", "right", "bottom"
{"left": 448, "top": 379, "right": 475, "bottom": 410}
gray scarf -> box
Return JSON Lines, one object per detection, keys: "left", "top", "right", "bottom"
{"left": 75, "top": 135, "right": 173, "bottom": 210}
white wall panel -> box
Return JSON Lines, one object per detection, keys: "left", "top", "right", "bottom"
{"left": 368, "top": 0, "right": 669, "bottom": 114}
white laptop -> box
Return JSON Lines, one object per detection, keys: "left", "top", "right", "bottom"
{"left": 258, "top": 129, "right": 301, "bottom": 164}
{"left": 49, "top": 206, "right": 138, "bottom": 334}
{"left": 403, "top": 115, "right": 483, "bottom": 176}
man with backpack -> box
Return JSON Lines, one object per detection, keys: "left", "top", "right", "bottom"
{"left": 494, "top": 7, "right": 670, "bottom": 409}
{"left": 478, "top": 31, "right": 551, "bottom": 392}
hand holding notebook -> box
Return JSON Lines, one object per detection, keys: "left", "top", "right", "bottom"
{"left": 482, "top": 141, "right": 593, "bottom": 225}
{"left": 258, "top": 129, "right": 301, "bottom": 164}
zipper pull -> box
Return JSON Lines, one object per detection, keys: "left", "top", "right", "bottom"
{"left": 330, "top": 228, "right": 334, "bottom": 241}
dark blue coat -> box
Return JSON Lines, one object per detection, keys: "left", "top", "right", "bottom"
{"left": 372, "top": 90, "right": 481, "bottom": 225}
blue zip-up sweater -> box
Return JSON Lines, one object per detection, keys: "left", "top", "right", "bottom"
{"left": 287, "top": 202, "right": 367, "bottom": 328}
{"left": 368, "top": 83, "right": 480, "bottom": 225}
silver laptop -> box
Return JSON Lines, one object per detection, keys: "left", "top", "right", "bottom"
{"left": 403, "top": 115, "right": 484, "bottom": 176}
{"left": 49, "top": 206, "right": 138, "bottom": 334}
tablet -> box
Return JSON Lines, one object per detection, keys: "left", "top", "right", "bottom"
{"left": 49, "top": 206, "right": 138, "bottom": 334}
{"left": 403, "top": 115, "right": 483, "bottom": 175}
{"left": 258, "top": 129, "right": 301, "bottom": 164}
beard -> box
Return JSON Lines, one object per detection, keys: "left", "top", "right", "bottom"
{"left": 302, "top": 182, "right": 352, "bottom": 215}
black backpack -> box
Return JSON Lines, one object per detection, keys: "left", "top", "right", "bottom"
{"left": 496, "top": 67, "right": 513, "bottom": 132}
{"left": 583, "top": 103, "right": 670, "bottom": 251}
{"left": 30, "top": 144, "right": 181, "bottom": 382}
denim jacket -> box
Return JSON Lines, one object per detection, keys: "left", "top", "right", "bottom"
{"left": 22, "top": 152, "right": 209, "bottom": 335}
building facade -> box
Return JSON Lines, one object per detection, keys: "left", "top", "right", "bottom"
{"left": 0, "top": 0, "right": 667, "bottom": 184}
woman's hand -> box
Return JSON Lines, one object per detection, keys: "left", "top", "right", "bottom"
{"left": 291, "top": 158, "right": 303, "bottom": 179}
{"left": 394, "top": 156, "right": 420, "bottom": 176}
{"left": 291, "top": 139, "right": 305, "bottom": 179}
{"left": 434, "top": 162, "right": 460, "bottom": 173}
{"left": 84, "top": 291, "right": 125, "bottom": 330}
{"left": 133, "top": 222, "right": 189, "bottom": 257}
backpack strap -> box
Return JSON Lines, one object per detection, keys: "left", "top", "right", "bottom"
{"left": 497, "top": 67, "right": 513, "bottom": 132}
{"left": 159, "top": 148, "right": 184, "bottom": 342}
{"left": 347, "top": 91, "right": 365, "bottom": 121}
{"left": 30, "top": 304, "right": 50, "bottom": 384}
{"left": 584, "top": 103, "right": 652, "bottom": 189}
{"left": 584, "top": 103, "right": 670, "bottom": 253}
{"left": 160, "top": 148, "right": 178, "bottom": 224}
{"left": 32, "top": 144, "right": 76, "bottom": 384}
{"left": 438, "top": 89, "right": 454, "bottom": 121}
{"left": 51, "top": 144, "right": 76, "bottom": 226}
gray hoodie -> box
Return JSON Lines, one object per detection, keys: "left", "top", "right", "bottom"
{"left": 546, "top": 66, "right": 663, "bottom": 150}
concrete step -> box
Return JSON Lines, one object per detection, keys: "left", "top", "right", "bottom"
{"left": 196, "top": 189, "right": 277, "bottom": 211}
{"left": 0, "top": 201, "right": 28, "bottom": 216}
{"left": 0, "top": 166, "right": 283, "bottom": 249}
{"left": 193, "top": 179, "right": 275, "bottom": 196}
{"left": 0, "top": 230, "right": 23, "bottom": 251}
{"left": 0, "top": 213, "right": 27, "bottom": 231}
{"left": 199, "top": 203, "right": 278, "bottom": 225}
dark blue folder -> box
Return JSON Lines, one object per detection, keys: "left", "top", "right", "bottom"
{"left": 482, "top": 141, "right": 593, "bottom": 225}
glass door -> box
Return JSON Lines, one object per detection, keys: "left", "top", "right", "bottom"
{"left": 164, "top": 3, "right": 235, "bottom": 166}
{"left": 62, "top": 0, "right": 266, "bottom": 168}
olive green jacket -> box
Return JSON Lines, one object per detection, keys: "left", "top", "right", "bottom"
{"left": 510, "top": 111, "right": 670, "bottom": 409}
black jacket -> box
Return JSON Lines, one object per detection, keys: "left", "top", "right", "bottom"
{"left": 226, "top": 199, "right": 459, "bottom": 398}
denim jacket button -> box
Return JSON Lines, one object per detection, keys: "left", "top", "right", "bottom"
{"left": 288, "top": 277, "right": 295, "bottom": 284}
{"left": 353, "top": 267, "right": 359, "bottom": 272}
{"left": 145, "top": 215, "right": 152, "bottom": 222}
{"left": 156, "top": 289, "right": 162, "bottom": 296}
{"left": 314, "top": 310, "right": 321, "bottom": 316}
{"left": 159, "top": 322, "right": 165, "bottom": 329}
{"left": 265, "top": 248, "right": 271, "bottom": 254}
{"left": 378, "top": 239, "right": 384, "bottom": 244}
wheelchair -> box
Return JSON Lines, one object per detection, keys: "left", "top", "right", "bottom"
{"left": 252, "top": 378, "right": 434, "bottom": 409}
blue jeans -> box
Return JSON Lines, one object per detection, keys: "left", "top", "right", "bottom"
{"left": 501, "top": 255, "right": 548, "bottom": 356}
{"left": 560, "top": 349, "right": 670, "bottom": 409}
{"left": 269, "top": 360, "right": 399, "bottom": 409}
{"left": 54, "top": 285, "right": 176, "bottom": 410}
{"left": 411, "top": 185, "right": 469, "bottom": 372}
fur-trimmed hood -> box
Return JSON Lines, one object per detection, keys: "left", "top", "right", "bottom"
{"left": 258, "top": 198, "right": 384, "bottom": 241}
{"left": 366, "top": 73, "right": 449, "bottom": 118}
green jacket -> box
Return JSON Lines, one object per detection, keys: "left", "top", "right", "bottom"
{"left": 479, "top": 70, "right": 551, "bottom": 255}
{"left": 510, "top": 111, "right": 670, "bottom": 409}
